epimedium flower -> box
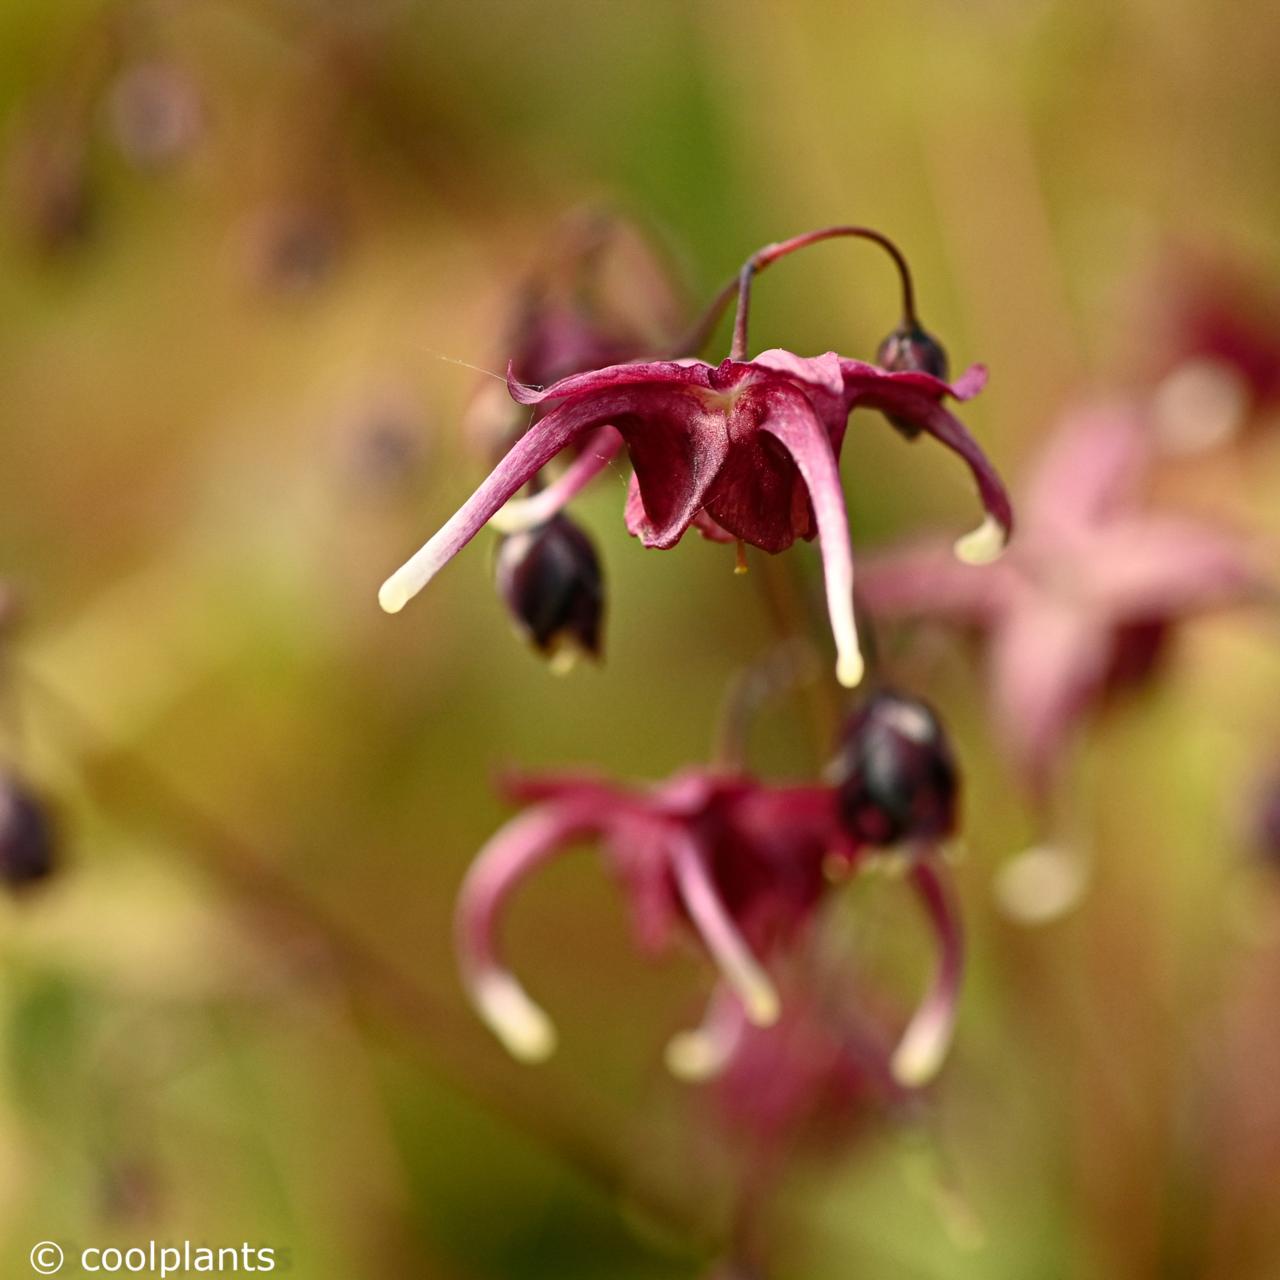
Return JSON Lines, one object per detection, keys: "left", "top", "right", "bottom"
{"left": 379, "top": 226, "right": 1014, "bottom": 688}
{"left": 455, "top": 688, "right": 965, "bottom": 1088}
{"left": 857, "top": 402, "right": 1271, "bottom": 798}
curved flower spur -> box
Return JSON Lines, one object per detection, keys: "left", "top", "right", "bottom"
{"left": 454, "top": 691, "right": 966, "bottom": 1089}
{"left": 378, "top": 226, "right": 1014, "bottom": 687}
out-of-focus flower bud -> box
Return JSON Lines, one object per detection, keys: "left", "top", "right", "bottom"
{"left": 877, "top": 324, "right": 950, "bottom": 379}
{"left": 331, "top": 385, "right": 430, "bottom": 500}
{"left": 494, "top": 514, "right": 603, "bottom": 664}
{"left": 0, "top": 773, "right": 57, "bottom": 890}
{"left": 1255, "top": 776, "right": 1280, "bottom": 867}
{"left": 876, "top": 324, "right": 950, "bottom": 439}
{"left": 238, "top": 203, "right": 342, "bottom": 296}
{"left": 6, "top": 114, "right": 92, "bottom": 255}
{"left": 831, "top": 690, "right": 959, "bottom": 847}
{"left": 106, "top": 61, "right": 204, "bottom": 171}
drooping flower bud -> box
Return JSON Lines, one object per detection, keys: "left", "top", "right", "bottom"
{"left": 876, "top": 324, "right": 951, "bottom": 439}
{"left": 877, "top": 323, "right": 950, "bottom": 380}
{"left": 494, "top": 514, "right": 604, "bottom": 664}
{"left": 831, "top": 690, "right": 959, "bottom": 847}
{"left": 0, "top": 773, "right": 57, "bottom": 890}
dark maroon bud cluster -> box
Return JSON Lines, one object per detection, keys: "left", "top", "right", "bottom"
{"left": 494, "top": 514, "right": 604, "bottom": 662}
{"left": 876, "top": 324, "right": 950, "bottom": 439}
{"left": 831, "top": 690, "right": 959, "bottom": 847}
{"left": 0, "top": 772, "right": 57, "bottom": 890}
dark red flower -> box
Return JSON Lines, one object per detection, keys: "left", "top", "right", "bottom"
{"left": 454, "top": 763, "right": 962, "bottom": 1087}
{"left": 381, "top": 227, "right": 1013, "bottom": 688}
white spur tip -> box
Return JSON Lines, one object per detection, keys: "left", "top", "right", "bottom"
{"left": 473, "top": 974, "right": 558, "bottom": 1064}
{"left": 836, "top": 647, "right": 866, "bottom": 689}
{"left": 953, "top": 514, "right": 1006, "bottom": 567}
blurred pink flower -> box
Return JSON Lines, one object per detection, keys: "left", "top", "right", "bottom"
{"left": 707, "top": 986, "right": 898, "bottom": 1154}
{"left": 859, "top": 403, "right": 1268, "bottom": 796}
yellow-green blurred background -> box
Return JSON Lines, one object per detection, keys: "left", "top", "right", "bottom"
{"left": 2, "top": 1, "right": 1279, "bottom": 1276}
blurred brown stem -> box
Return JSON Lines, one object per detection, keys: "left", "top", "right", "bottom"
{"left": 23, "top": 666, "right": 715, "bottom": 1251}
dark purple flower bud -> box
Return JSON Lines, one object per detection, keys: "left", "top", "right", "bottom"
{"left": 1255, "top": 777, "right": 1280, "bottom": 866}
{"left": 0, "top": 773, "right": 56, "bottom": 890}
{"left": 876, "top": 324, "right": 950, "bottom": 439}
{"left": 1103, "top": 618, "right": 1170, "bottom": 697}
{"left": 239, "top": 203, "right": 341, "bottom": 296}
{"left": 494, "top": 515, "right": 603, "bottom": 665}
{"left": 832, "top": 690, "right": 959, "bottom": 847}
{"left": 7, "top": 115, "right": 92, "bottom": 255}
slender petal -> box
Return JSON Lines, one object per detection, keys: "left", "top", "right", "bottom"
{"left": 378, "top": 395, "right": 631, "bottom": 613}
{"left": 759, "top": 389, "right": 864, "bottom": 686}
{"left": 856, "top": 538, "right": 1015, "bottom": 623}
{"left": 506, "top": 357, "right": 714, "bottom": 406}
{"left": 839, "top": 355, "right": 989, "bottom": 404}
{"left": 752, "top": 348, "right": 845, "bottom": 396}
{"left": 844, "top": 362, "right": 1011, "bottom": 561}
{"left": 455, "top": 798, "right": 605, "bottom": 1062}
{"left": 987, "top": 596, "right": 1109, "bottom": 799}
{"left": 1022, "top": 403, "right": 1149, "bottom": 536}
{"left": 620, "top": 388, "right": 734, "bottom": 546}
{"left": 669, "top": 828, "right": 780, "bottom": 1027}
{"left": 664, "top": 984, "right": 746, "bottom": 1081}
{"left": 489, "top": 427, "right": 625, "bottom": 533}
{"left": 913, "top": 401, "right": 1015, "bottom": 563}
{"left": 891, "top": 858, "right": 964, "bottom": 1086}
{"left": 1083, "top": 516, "right": 1265, "bottom": 617}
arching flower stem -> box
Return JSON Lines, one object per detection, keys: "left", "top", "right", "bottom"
{"left": 730, "top": 225, "right": 922, "bottom": 360}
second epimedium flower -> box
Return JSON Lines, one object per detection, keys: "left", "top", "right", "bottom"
{"left": 379, "top": 226, "right": 1014, "bottom": 688}
{"left": 454, "top": 687, "right": 966, "bottom": 1090}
